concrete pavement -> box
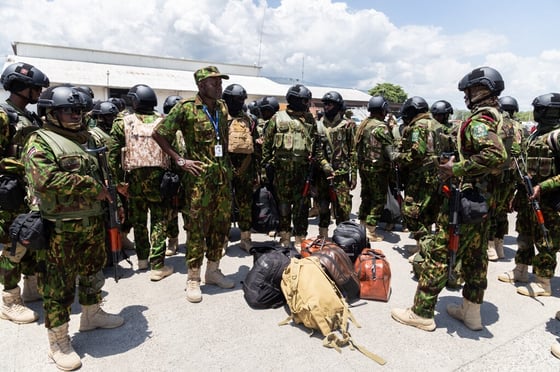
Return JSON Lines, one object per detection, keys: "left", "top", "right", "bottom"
{"left": 1, "top": 188, "right": 560, "bottom": 371}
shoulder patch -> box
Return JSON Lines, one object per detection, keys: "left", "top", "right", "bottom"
{"left": 471, "top": 122, "right": 488, "bottom": 139}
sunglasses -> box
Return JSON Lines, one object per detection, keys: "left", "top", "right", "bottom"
{"left": 59, "top": 107, "right": 83, "bottom": 115}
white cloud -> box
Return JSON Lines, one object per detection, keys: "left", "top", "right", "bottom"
{"left": 0, "top": 0, "right": 558, "bottom": 111}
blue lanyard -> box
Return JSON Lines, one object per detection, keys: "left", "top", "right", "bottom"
{"left": 202, "top": 105, "right": 220, "bottom": 141}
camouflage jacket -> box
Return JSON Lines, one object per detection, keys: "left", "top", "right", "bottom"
{"left": 317, "top": 112, "right": 356, "bottom": 177}
{"left": 354, "top": 116, "right": 393, "bottom": 171}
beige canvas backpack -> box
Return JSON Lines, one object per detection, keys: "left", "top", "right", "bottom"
{"left": 122, "top": 114, "right": 169, "bottom": 171}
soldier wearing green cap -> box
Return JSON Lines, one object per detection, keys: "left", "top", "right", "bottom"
{"left": 153, "top": 66, "right": 235, "bottom": 303}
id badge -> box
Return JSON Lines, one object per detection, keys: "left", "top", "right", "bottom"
{"left": 215, "top": 144, "right": 223, "bottom": 157}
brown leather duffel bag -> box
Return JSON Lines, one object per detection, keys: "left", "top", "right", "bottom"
{"left": 354, "top": 248, "right": 391, "bottom": 302}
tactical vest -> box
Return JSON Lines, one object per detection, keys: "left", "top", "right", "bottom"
{"left": 88, "top": 126, "right": 112, "bottom": 148}
{"left": 273, "top": 111, "right": 313, "bottom": 159}
{"left": 1, "top": 103, "right": 42, "bottom": 158}
{"left": 526, "top": 128, "right": 560, "bottom": 181}
{"left": 355, "top": 118, "right": 386, "bottom": 166}
{"left": 33, "top": 129, "right": 104, "bottom": 221}
{"left": 122, "top": 113, "right": 169, "bottom": 171}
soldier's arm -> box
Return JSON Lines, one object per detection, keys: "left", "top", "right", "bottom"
{"left": 108, "top": 118, "right": 126, "bottom": 184}
{"left": 261, "top": 116, "right": 277, "bottom": 167}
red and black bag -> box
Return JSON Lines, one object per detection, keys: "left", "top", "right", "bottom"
{"left": 354, "top": 248, "right": 391, "bottom": 302}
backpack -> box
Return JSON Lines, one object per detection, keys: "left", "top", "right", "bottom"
{"left": 0, "top": 174, "right": 26, "bottom": 211}
{"left": 251, "top": 185, "right": 279, "bottom": 233}
{"left": 280, "top": 257, "right": 385, "bottom": 365}
{"left": 9, "top": 211, "right": 46, "bottom": 255}
{"left": 122, "top": 114, "right": 169, "bottom": 171}
{"left": 332, "top": 221, "right": 369, "bottom": 263}
{"left": 228, "top": 117, "right": 254, "bottom": 154}
{"left": 242, "top": 242, "right": 294, "bottom": 309}
{"left": 301, "top": 237, "right": 360, "bottom": 303}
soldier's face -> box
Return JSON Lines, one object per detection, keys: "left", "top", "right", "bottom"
{"left": 199, "top": 77, "right": 223, "bottom": 101}
{"left": 55, "top": 107, "right": 83, "bottom": 131}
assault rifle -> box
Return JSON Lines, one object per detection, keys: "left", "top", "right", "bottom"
{"left": 514, "top": 157, "right": 552, "bottom": 251}
{"left": 299, "top": 157, "right": 315, "bottom": 219}
{"left": 441, "top": 182, "right": 460, "bottom": 283}
{"left": 88, "top": 146, "right": 129, "bottom": 282}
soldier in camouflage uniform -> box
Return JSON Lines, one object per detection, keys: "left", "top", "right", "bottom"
{"left": 498, "top": 93, "right": 560, "bottom": 297}
{"left": 153, "top": 66, "right": 235, "bottom": 303}
{"left": 392, "top": 96, "right": 445, "bottom": 252}
{"left": 392, "top": 66, "right": 507, "bottom": 332}
{"left": 23, "top": 85, "right": 123, "bottom": 370}
{"left": 261, "top": 84, "right": 333, "bottom": 250}
{"left": 109, "top": 84, "right": 173, "bottom": 281}
{"left": 223, "top": 84, "right": 258, "bottom": 252}
{"left": 0, "top": 62, "right": 49, "bottom": 324}
{"left": 315, "top": 91, "right": 357, "bottom": 237}
{"left": 354, "top": 96, "right": 393, "bottom": 242}
{"left": 487, "top": 96, "right": 523, "bottom": 261}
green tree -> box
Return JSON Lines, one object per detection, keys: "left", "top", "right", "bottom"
{"left": 368, "top": 83, "right": 408, "bottom": 104}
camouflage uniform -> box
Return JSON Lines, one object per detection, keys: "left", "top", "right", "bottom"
{"left": 229, "top": 112, "right": 258, "bottom": 232}
{"left": 23, "top": 124, "right": 107, "bottom": 328}
{"left": 154, "top": 94, "right": 231, "bottom": 268}
{"left": 513, "top": 125, "right": 560, "bottom": 278}
{"left": 0, "top": 100, "right": 43, "bottom": 290}
{"left": 412, "top": 106, "right": 506, "bottom": 318}
{"left": 261, "top": 108, "right": 331, "bottom": 239}
{"left": 354, "top": 116, "right": 394, "bottom": 227}
{"left": 316, "top": 112, "right": 356, "bottom": 227}
{"left": 394, "top": 112, "right": 444, "bottom": 240}
{"left": 109, "top": 112, "right": 170, "bottom": 269}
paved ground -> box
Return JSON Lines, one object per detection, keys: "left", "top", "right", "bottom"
{"left": 1, "top": 184, "right": 560, "bottom": 371}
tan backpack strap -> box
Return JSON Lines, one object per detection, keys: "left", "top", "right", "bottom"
{"left": 348, "top": 337, "right": 387, "bottom": 365}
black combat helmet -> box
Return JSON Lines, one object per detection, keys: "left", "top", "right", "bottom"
{"left": 367, "top": 95, "right": 389, "bottom": 113}
{"left": 91, "top": 101, "right": 119, "bottom": 117}
{"left": 286, "top": 84, "right": 312, "bottom": 112}
{"left": 399, "top": 96, "right": 428, "bottom": 123}
{"left": 222, "top": 84, "right": 247, "bottom": 116}
{"left": 163, "top": 95, "right": 182, "bottom": 115}
{"left": 430, "top": 100, "right": 454, "bottom": 115}
{"left": 258, "top": 96, "right": 280, "bottom": 114}
{"left": 38, "top": 85, "right": 87, "bottom": 111}
{"left": 108, "top": 97, "right": 126, "bottom": 112}
{"left": 499, "top": 96, "right": 519, "bottom": 115}
{"left": 322, "top": 91, "right": 344, "bottom": 119}
{"left": 75, "top": 86, "right": 94, "bottom": 112}
{"left": 1, "top": 62, "right": 50, "bottom": 92}
{"left": 127, "top": 84, "right": 157, "bottom": 113}
{"left": 532, "top": 93, "right": 560, "bottom": 125}
{"left": 458, "top": 66, "right": 504, "bottom": 95}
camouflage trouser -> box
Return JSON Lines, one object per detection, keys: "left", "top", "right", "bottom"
{"left": 185, "top": 167, "right": 231, "bottom": 268}
{"left": 128, "top": 197, "right": 171, "bottom": 269}
{"left": 41, "top": 216, "right": 106, "bottom": 328}
{"left": 515, "top": 198, "right": 560, "bottom": 278}
{"left": 358, "top": 168, "right": 389, "bottom": 226}
{"left": 317, "top": 173, "right": 352, "bottom": 227}
{"left": 272, "top": 160, "right": 309, "bottom": 236}
{"left": 402, "top": 171, "right": 441, "bottom": 240}
{"left": 232, "top": 167, "right": 255, "bottom": 232}
{"left": 488, "top": 172, "right": 516, "bottom": 239}
{"left": 412, "top": 199, "right": 490, "bottom": 319}
{"left": 0, "top": 209, "right": 40, "bottom": 290}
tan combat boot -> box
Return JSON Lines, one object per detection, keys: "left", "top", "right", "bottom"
{"left": 498, "top": 263, "right": 529, "bottom": 283}
{"left": 446, "top": 298, "right": 483, "bottom": 331}
{"left": 48, "top": 323, "right": 81, "bottom": 371}
{"left": 239, "top": 231, "right": 252, "bottom": 253}
{"left": 517, "top": 275, "right": 551, "bottom": 297}
{"left": 278, "top": 231, "right": 291, "bottom": 247}
{"left": 205, "top": 260, "right": 234, "bottom": 289}
{"left": 366, "top": 224, "right": 383, "bottom": 242}
{"left": 79, "top": 303, "right": 124, "bottom": 332}
{"left": 391, "top": 307, "right": 436, "bottom": 331}
{"left": 552, "top": 343, "right": 560, "bottom": 359}
{"left": 165, "top": 237, "right": 179, "bottom": 256}
{"left": 150, "top": 265, "right": 174, "bottom": 281}
{"left": 318, "top": 227, "right": 329, "bottom": 238}
{"left": 0, "top": 286, "right": 38, "bottom": 324}
{"left": 294, "top": 235, "right": 305, "bottom": 253}
{"left": 494, "top": 238, "right": 505, "bottom": 259}
{"left": 22, "top": 275, "right": 42, "bottom": 302}
{"left": 186, "top": 267, "right": 202, "bottom": 303}
{"left": 487, "top": 240, "right": 498, "bottom": 261}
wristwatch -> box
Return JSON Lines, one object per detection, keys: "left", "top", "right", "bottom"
{"left": 176, "top": 157, "right": 186, "bottom": 167}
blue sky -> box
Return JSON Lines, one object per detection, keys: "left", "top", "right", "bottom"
{"left": 1, "top": 0, "right": 559, "bottom": 111}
